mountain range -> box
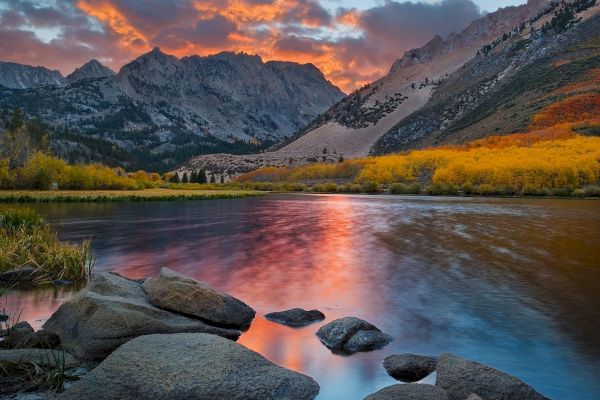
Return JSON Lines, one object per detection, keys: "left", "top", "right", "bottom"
{"left": 180, "top": 0, "right": 599, "bottom": 181}
{"left": 0, "top": 0, "right": 598, "bottom": 178}
{"left": 0, "top": 50, "right": 344, "bottom": 171}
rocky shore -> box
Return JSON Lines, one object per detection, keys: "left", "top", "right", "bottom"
{"left": 1, "top": 268, "right": 550, "bottom": 399}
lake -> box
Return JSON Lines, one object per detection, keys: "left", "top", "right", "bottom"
{"left": 4, "top": 194, "right": 600, "bottom": 399}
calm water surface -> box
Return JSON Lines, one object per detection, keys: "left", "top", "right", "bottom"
{"left": 4, "top": 194, "right": 600, "bottom": 400}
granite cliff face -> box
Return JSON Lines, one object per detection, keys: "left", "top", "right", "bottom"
{"left": 0, "top": 50, "right": 344, "bottom": 171}
{"left": 0, "top": 61, "right": 64, "bottom": 89}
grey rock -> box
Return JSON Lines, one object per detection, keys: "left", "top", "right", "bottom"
{"left": 66, "top": 59, "right": 114, "bottom": 83}
{"left": 466, "top": 395, "right": 483, "bottom": 400}
{"left": 316, "top": 317, "right": 392, "bottom": 353}
{"left": 16, "top": 330, "right": 61, "bottom": 349}
{"left": 343, "top": 330, "right": 393, "bottom": 353}
{"left": 2, "top": 321, "right": 34, "bottom": 347}
{"left": 383, "top": 353, "right": 438, "bottom": 382}
{"left": 264, "top": 308, "right": 325, "bottom": 327}
{"left": 364, "top": 384, "right": 449, "bottom": 400}
{"left": 58, "top": 333, "right": 320, "bottom": 400}
{"left": 43, "top": 272, "right": 240, "bottom": 361}
{"left": 142, "top": 267, "right": 255, "bottom": 329}
{"left": 0, "top": 349, "right": 79, "bottom": 368}
{"left": 435, "top": 353, "right": 549, "bottom": 400}
{"left": 0, "top": 61, "right": 64, "bottom": 89}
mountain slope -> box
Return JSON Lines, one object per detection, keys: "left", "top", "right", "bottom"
{"left": 274, "top": 0, "right": 551, "bottom": 158}
{"left": 373, "top": 0, "right": 600, "bottom": 154}
{"left": 0, "top": 50, "right": 344, "bottom": 171}
{"left": 66, "top": 60, "right": 114, "bottom": 83}
{"left": 0, "top": 61, "right": 64, "bottom": 89}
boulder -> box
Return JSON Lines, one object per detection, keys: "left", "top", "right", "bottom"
{"left": 142, "top": 267, "right": 255, "bottom": 329}
{"left": 0, "top": 349, "right": 79, "bottom": 368}
{"left": 264, "top": 308, "right": 325, "bottom": 327}
{"left": 58, "top": 333, "right": 320, "bottom": 400}
{"left": 43, "top": 272, "right": 240, "bottom": 361}
{"left": 364, "top": 384, "right": 449, "bottom": 400}
{"left": 4, "top": 329, "right": 60, "bottom": 349}
{"left": 466, "top": 395, "right": 483, "bottom": 400}
{"left": 435, "top": 353, "right": 549, "bottom": 400}
{"left": 1, "top": 321, "right": 34, "bottom": 347}
{"left": 316, "top": 317, "right": 392, "bottom": 353}
{"left": 383, "top": 354, "right": 437, "bottom": 382}
{"left": 343, "top": 330, "right": 393, "bottom": 353}
{"left": 0, "top": 267, "right": 40, "bottom": 283}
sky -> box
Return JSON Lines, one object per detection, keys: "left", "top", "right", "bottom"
{"left": 0, "top": 0, "right": 528, "bottom": 92}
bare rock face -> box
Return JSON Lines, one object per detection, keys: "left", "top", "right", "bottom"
{"left": 435, "top": 353, "right": 549, "bottom": 400}
{"left": 43, "top": 272, "right": 240, "bottom": 361}
{"left": 316, "top": 317, "right": 392, "bottom": 354}
{"left": 142, "top": 267, "right": 256, "bottom": 329}
{"left": 0, "top": 61, "right": 64, "bottom": 89}
{"left": 66, "top": 59, "right": 114, "bottom": 83}
{"left": 58, "top": 333, "right": 320, "bottom": 400}
{"left": 264, "top": 308, "right": 325, "bottom": 327}
{"left": 364, "top": 384, "right": 449, "bottom": 400}
{"left": 383, "top": 353, "right": 438, "bottom": 382}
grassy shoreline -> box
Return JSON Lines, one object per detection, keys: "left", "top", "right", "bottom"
{"left": 0, "top": 189, "right": 266, "bottom": 203}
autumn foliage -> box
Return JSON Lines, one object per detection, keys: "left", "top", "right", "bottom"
{"left": 530, "top": 93, "right": 600, "bottom": 129}
{"left": 238, "top": 125, "right": 600, "bottom": 195}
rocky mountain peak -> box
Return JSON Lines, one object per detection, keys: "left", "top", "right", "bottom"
{"left": 66, "top": 59, "right": 114, "bottom": 83}
{"left": 0, "top": 61, "right": 64, "bottom": 89}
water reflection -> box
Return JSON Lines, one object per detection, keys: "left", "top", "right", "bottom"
{"left": 3, "top": 195, "right": 600, "bottom": 399}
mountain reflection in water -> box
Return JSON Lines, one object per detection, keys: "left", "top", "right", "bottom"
{"left": 4, "top": 194, "right": 600, "bottom": 400}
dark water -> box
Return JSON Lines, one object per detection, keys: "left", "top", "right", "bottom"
{"left": 4, "top": 194, "right": 600, "bottom": 400}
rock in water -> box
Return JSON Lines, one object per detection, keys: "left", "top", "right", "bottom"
{"left": 435, "top": 353, "right": 549, "bottom": 400}
{"left": 264, "top": 308, "right": 325, "bottom": 327}
{"left": 58, "top": 333, "right": 320, "bottom": 400}
{"left": 364, "top": 384, "right": 449, "bottom": 400}
{"left": 142, "top": 267, "right": 256, "bottom": 329}
{"left": 343, "top": 330, "right": 393, "bottom": 353}
{"left": 5, "top": 329, "right": 60, "bottom": 349}
{"left": 383, "top": 354, "right": 437, "bottom": 382}
{"left": 316, "top": 317, "right": 392, "bottom": 353}
{"left": 43, "top": 272, "right": 240, "bottom": 361}
{"left": 0, "top": 267, "right": 40, "bottom": 283}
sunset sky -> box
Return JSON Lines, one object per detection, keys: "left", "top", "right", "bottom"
{"left": 0, "top": 0, "right": 528, "bottom": 92}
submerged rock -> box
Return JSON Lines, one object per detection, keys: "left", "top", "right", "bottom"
{"left": 43, "top": 272, "right": 240, "bottom": 361}
{"left": 383, "top": 353, "right": 437, "bottom": 382}
{"left": 58, "top": 333, "right": 320, "bottom": 400}
{"left": 435, "top": 353, "right": 549, "bottom": 400}
{"left": 264, "top": 308, "right": 325, "bottom": 327}
{"left": 316, "top": 317, "right": 392, "bottom": 353}
{"left": 364, "top": 383, "right": 449, "bottom": 400}
{"left": 1, "top": 321, "right": 34, "bottom": 347}
{"left": 142, "top": 267, "right": 256, "bottom": 329}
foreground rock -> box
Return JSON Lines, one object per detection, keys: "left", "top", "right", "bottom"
{"left": 58, "top": 333, "right": 320, "bottom": 400}
{"left": 364, "top": 384, "right": 449, "bottom": 400}
{"left": 436, "top": 353, "right": 549, "bottom": 400}
{"left": 3, "top": 328, "right": 60, "bottom": 349}
{"left": 264, "top": 308, "right": 325, "bottom": 327}
{"left": 316, "top": 317, "right": 392, "bottom": 353}
{"left": 43, "top": 272, "right": 240, "bottom": 360}
{"left": 142, "top": 267, "right": 255, "bottom": 329}
{"left": 0, "top": 349, "right": 79, "bottom": 368}
{"left": 383, "top": 354, "right": 437, "bottom": 382}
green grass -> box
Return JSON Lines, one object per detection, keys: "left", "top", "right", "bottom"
{"left": 0, "top": 208, "right": 93, "bottom": 282}
{"left": 0, "top": 189, "right": 266, "bottom": 203}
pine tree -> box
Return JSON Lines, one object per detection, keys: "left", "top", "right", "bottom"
{"left": 182, "top": 172, "right": 188, "bottom": 183}
{"left": 198, "top": 169, "right": 207, "bottom": 184}
{"left": 210, "top": 174, "right": 216, "bottom": 183}
{"left": 190, "top": 170, "right": 198, "bottom": 183}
